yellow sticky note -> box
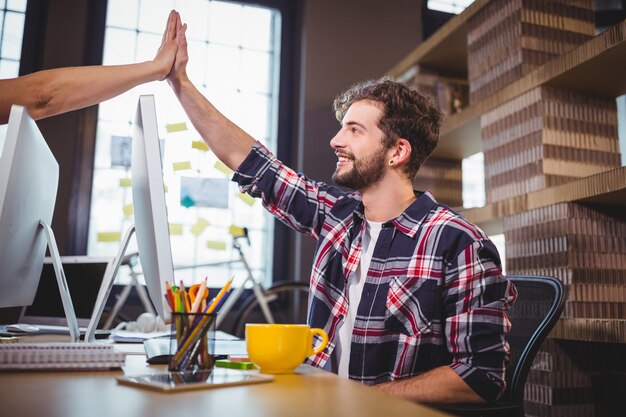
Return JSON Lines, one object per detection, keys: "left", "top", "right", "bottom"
{"left": 192, "top": 140, "right": 209, "bottom": 151}
{"left": 238, "top": 193, "right": 256, "bottom": 206}
{"left": 97, "top": 232, "right": 121, "bottom": 242}
{"left": 214, "top": 160, "right": 233, "bottom": 176}
{"left": 190, "top": 218, "right": 210, "bottom": 236}
{"left": 173, "top": 161, "right": 192, "bottom": 171}
{"left": 169, "top": 223, "right": 183, "bottom": 235}
{"left": 122, "top": 204, "right": 134, "bottom": 217}
{"left": 229, "top": 225, "right": 245, "bottom": 237}
{"left": 119, "top": 178, "right": 132, "bottom": 187}
{"left": 166, "top": 122, "right": 187, "bottom": 133}
{"left": 206, "top": 240, "right": 227, "bottom": 251}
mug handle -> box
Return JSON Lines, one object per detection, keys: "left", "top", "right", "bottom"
{"left": 309, "top": 328, "right": 329, "bottom": 356}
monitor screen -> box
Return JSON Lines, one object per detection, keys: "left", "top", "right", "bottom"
{"left": 132, "top": 95, "right": 175, "bottom": 320}
{"left": 0, "top": 105, "right": 59, "bottom": 308}
{"left": 20, "top": 257, "right": 113, "bottom": 327}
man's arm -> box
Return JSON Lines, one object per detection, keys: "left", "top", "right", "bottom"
{"left": 374, "top": 366, "right": 485, "bottom": 403}
{"left": 166, "top": 17, "right": 254, "bottom": 170}
{"left": 0, "top": 10, "right": 180, "bottom": 125}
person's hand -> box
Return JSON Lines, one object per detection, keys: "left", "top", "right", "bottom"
{"left": 153, "top": 10, "right": 180, "bottom": 81}
{"left": 167, "top": 14, "right": 189, "bottom": 88}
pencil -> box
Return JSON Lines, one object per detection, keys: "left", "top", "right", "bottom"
{"left": 206, "top": 277, "right": 233, "bottom": 313}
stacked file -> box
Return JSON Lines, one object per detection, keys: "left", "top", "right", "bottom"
{"left": 400, "top": 64, "right": 469, "bottom": 118}
{"left": 467, "top": 0, "right": 594, "bottom": 104}
{"left": 481, "top": 86, "right": 621, "bottom": 203}
{"left": 0, "top": 343, "right": 126, "bottom": 371}
{"left": 413, "top": 157, "right": 463, "bottom": 207}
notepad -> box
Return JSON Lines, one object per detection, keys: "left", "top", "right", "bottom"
{"left": 0, "top": 343, "right": 126, "bottom": 371}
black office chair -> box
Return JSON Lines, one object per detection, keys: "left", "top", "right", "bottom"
{"left": 433, "top": 275, "right": 565, "bottom": 417}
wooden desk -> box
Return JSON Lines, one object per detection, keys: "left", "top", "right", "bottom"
{"left": 0, "top": 354, "right": 449, "bottom": 417}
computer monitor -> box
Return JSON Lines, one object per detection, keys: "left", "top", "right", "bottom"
{"left": 20, "top": 256, "right": 113, "bottom": 328}
{"left": 0, "top": 105, "right": 79, "bottom": 341}
{"left": 131, "top": 94, "right": 175, "bottom": 320}
{"left": 85, "top": 95, "right": 174, "bottom": 342}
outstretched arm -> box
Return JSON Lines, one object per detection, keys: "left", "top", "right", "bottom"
{"left": 374, "top": 366, "right": 485, "bottom": 404}
{"left": 0, "top": 10, "right": 180, "bottom": 125}
{"left": 166, "top": 15, "right": 255, "bottom": 170}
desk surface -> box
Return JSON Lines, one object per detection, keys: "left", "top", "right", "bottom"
{"left": 0, "top": 354, "right": 449, "bottom": 417}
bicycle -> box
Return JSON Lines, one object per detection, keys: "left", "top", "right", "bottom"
{"left": 118, "top": 228, "right": 309, "bottom": 338}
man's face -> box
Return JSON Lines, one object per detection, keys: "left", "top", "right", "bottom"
{"left": 330, "top": 100, "right": 389, "bottom": 191}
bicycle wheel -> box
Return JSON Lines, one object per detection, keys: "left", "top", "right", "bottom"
{"left": 233, "top": 281, "right": 310, "bottom": 338}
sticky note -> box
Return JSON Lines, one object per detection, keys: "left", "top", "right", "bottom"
{"left": 173, "top": 161, "right": 192, "bottom": 171}
{"left": 229, "top": 225, "right": 245, "bottom": 237}
{"left": 169, "top": 223, "right": 183, "bottom": 235}
{"left": 214, "top": 160, "right": 233, "bottom": 176}
{"left": 181, "top": 195, "right": 195, "bottom": 208}
{"left": 97, "top": 232, "right": 121, "bottom": 242}
{"left": 190, "top": 218, "right": 210, "bottom": 236}
{"left": 122, "top": 204, "right": 134, "bottom": 217}
{"left": 238, "top": 193, "right": 256, "bottom": 206}
{"left": 192, "top": 140, "right": 209, "bottom": 151}
{"left": 166, "top": 122, "right": 187, "bottom": 133}
{"left": 206, "top": 240, "right": 227, "bottom": 250}
{"left": 119, "top": 178, "right": 132, "bottom": 187}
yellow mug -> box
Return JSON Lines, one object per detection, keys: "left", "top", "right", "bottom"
{"left": 246, "top": 324, "right": 328, "bottom": 374}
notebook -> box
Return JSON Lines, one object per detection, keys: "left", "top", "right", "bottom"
{"left": 0, "top": 342, "right": 126, "bottom": 371}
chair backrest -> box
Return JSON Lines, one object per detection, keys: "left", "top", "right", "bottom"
{"left": 502, "top": 275, "right": 565, "bottom": 404}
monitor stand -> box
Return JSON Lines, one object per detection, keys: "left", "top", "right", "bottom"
{"left": 38, "top": 220, "right": 80, "bottom": 342}
{"left": 85, "top": 225, "right": 136, "bottom": 343}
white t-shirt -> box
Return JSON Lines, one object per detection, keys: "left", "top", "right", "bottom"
{"left": 337, "top": 220, "right": 383, "bottom": 377}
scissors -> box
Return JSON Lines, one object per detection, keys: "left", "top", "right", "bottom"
{"left": 188, "top": 282, "right": 209, "bottom": 307}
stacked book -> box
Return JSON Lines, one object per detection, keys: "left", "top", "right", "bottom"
{"left": 413, "top": 157, "right": 463, "bottom": 208}
{"left": 504, "top": 202, "right": 626, "bottom": 415}
{"left": 481, "top": 86, "right": 621, "bottom": 203}
{"left": 400, "top": 64, "right": 469, "bottom": 118}
{"left": 467, "top": 0, "right": 594, "bottom": 104}
{"left": 0, "top": 342, "right": 126, "bottom": 371}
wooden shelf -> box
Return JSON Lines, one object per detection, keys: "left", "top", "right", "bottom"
{"left": 386, "top": 0, "right": 490, "bottom": 78}
{"left": 550, "top": 318, "right": 626, "bottom": 344}
{"left": 461, "top": 166, "right": 626, "bottom": 234}
{"left": 425, "top": 20, "right": 626, "bottom": 160}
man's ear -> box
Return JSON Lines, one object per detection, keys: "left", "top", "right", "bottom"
{"left": 390, "top": 138, "right": 412, "bottom": 166}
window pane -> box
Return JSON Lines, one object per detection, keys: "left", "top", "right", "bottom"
{"left": 177, "top": 0, "right": 209, "bottom": 41}
{"left": 2, "top": 11, "right": 25, "bottom": 60}
{"left": 106, "top": 0, "right": 139, "bottom": 29}
{"left": 138, "top": 0, "right": 172, "bottom": 33}
{"left": 102, "top": 28, "right": 136, "bottom": 65}
{"left": 208, "top": 1, "right": 241, "bottom": 46}
{"left": 6, "top": 0, "right": 26, "bottom": 12}
{"left": 241, "top": 6, "right": 273, "bottom": 51}
{"left": 0, "top": 58, "right": 19, "bottom": 78}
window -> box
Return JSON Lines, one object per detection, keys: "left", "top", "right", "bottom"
{"left": 0, "top": 0, "right": 26, "bottom": 79}
{"left": 428, "top": 0, "right": 474, "bottom": 14}
{"left": 0, "top": 0, "right": 27, "bottom": 142}
{"left": 88, "top": 0, "right": 281, "bottom": 289}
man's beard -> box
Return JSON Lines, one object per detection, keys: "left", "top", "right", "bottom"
{"left": 332, "top": 146, "right": 387, "bottom": 191}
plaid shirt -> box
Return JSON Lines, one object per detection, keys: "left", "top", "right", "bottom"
{"left": 233, "top": 143, "right": 517, "bottom": 402}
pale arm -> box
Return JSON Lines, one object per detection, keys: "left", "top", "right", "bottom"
{"left": 0, "top": 10, "right": 180, "bottom": 125}
{"left": 374, "top": 366, "right": 486, "bottom": 404}
{"left": 166, "top": 18, "right": 255, "bottom": 170}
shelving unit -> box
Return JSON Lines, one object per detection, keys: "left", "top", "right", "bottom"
{"left": 388, "top": 2, "right": 626, "bottom": 414}
{"left": 391, "top": 20, "right": 626, "bottom": 160}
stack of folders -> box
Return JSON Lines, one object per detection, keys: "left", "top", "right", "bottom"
{"left": 0, "top": 343, "right": 126, "bottom": 371}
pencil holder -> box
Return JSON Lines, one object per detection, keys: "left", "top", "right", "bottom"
{"left": 169, "top": 312, "right": 217, "bottom": 372}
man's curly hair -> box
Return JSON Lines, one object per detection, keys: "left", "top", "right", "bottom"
{"left": 333, "top": 77, "right": 444, "bottom": 180}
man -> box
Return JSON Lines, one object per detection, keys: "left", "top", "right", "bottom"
{"left": 0, "top": 11, "right": 182, "bottom": 125}
{"left": 166, "top": 13, "right": 516, "bottom": 404}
